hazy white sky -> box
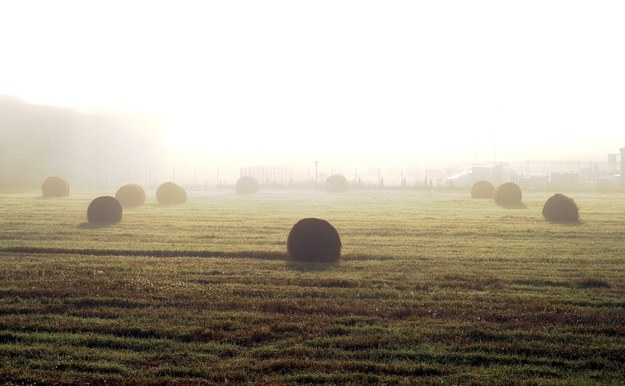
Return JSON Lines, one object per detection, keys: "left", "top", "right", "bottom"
{"left": 1, "top": 1, "right": 624, "bottom": 166}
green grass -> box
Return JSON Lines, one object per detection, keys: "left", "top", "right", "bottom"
{"left": 1, "top": 189, "right": 624, "bottom": 384}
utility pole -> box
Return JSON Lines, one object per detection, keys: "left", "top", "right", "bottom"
{"left": 473, "top": 129, "right": 477, "bottom": 164}
{"left": 315, "top": 160, "right": 319, "bottom": 187}
{"left": 620, "top": 147, "right": 625, "bottom": 187}
{"left": 493, "top": 127, "right": 497, "bottom": 164}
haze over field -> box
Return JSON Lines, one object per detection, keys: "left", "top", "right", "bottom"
{"left": 1, "top": 0, "right": 624, "bottom": 167}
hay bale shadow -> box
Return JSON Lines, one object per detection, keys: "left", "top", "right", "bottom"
{"left": 286, "top": 261, "right": 338, "bottom": 272}
{"left": 549, "top": 220, "right": 584, "bottom": 227}
{"left": 77, "top": 222, "right": 119, "bottom": 229}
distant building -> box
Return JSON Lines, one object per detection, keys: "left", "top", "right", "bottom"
{"left": 442, "top": 164, "right": 517, "bottom": 188}
{"left": 0, "top": 95, "right": 165, "bottom": 189}
{"left": 619, "top": 147, "right": 625, "bottom": 186}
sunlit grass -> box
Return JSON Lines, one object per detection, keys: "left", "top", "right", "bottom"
{"left": 1, "top": 189, "right": 624, "bottom": 383}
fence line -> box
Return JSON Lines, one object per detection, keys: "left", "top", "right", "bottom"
{"left": 67, "top": 159, "right": 621, "bottom": 190}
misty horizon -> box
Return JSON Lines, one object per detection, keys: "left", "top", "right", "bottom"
{"left": 1, "top": 93, "right": 623, "bottom": 190}
{"left": 2, "top": 93, "right": 621, "bottom": 166}
{"left": 2, "top": 1, "right": 624, "bottom": 186}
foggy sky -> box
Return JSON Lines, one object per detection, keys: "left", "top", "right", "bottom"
{"left": 1, "top": 1, "right": 624, "bottom": 167}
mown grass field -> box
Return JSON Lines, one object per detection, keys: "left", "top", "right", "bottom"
{"left": 1, "top": 189, "right": 624, "bottom": 384}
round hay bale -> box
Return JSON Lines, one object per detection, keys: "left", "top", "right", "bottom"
{"left": 87, "top": 196, "right": 122, "bottom": 223}
{"left": 542, "top": 193, "right": 579, "bottom": 223}
{"left": 471, "top": 180, "right": 495, "bottom": 199}
{"left": 156, "top": 182, "right": 187, "bottom": 205}
{"left": 494, "top": 182, "right": 523, "bottom": 208}
{"left": 236, "top": 176, "right": 259, "bottom": 194}
{"left": 287, "top": 218, "right": 342, "bottom": 263}
{"left": 115, "top": 183, "right": 146, "bottom": 208}
{"left": 324, "top": 174, "right": 348, "bottom": 193}
{"left": 41, "top": 176, "right": 69, "bottom": 197}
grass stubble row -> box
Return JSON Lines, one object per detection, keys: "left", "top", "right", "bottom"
{"left": 0, "top": 190, "right": 624, "bottom": 384}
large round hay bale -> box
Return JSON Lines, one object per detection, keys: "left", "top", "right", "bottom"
{"left": 471, "top": 180, "right": 495, "bottom": 199}
{"left": 542, "top": 193, "right": 579, "bottom": 223}
{"left": 156, "top": 182, "right": 187, "bottom": 205}
{"left": 287, "top": 218, "right": 342, "bottom": 263}
{"left": 324, "top": 174, "right": 348, "bottom": 193}
{"left": 236, "top": 176, "right": 259, "bottom": 194}
{"left": 87, "top": 196, "right": 122, "bottom": 223}
{"left": 115, "top": 183, "right": 146, "bottom": 208}
{"left": 494, "top": 182, "right": 523, "bottom": 208}
{"left": 41, "top": 176, "right": 69, "bottom": 197}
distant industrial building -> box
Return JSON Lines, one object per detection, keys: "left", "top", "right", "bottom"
{"left": 0, "top": 95, "right": 165, "bottom": 189}
{"left": 621, "top": 147, "right": 625, "bottom": 186}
